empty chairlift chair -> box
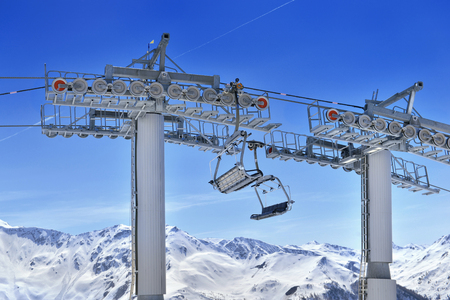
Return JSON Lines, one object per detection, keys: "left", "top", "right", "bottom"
{"left": 209, "top": 130, "right": 294, "bottom": 220}
{"left": 210, "top": 131, "right": 263, "bottom": 194}
{"left": 250, "top": 175, "right": 294, "bottom": 220}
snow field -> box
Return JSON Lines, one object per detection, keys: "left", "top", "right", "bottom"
{"left": 0, "top": 220, "right": 449, "bottom": 299}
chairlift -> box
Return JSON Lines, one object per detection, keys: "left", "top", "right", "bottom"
{"left": 209, "top": 130, "right": 263, "bottom": 194}
{"left": 209, "top": 130, "right": 294, "bottom": 220}
{"left": 250, "top": 175, "right": 294, "bottom": 220}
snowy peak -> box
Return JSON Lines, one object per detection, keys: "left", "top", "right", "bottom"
{"left": 392, "top": 234, "right": 450, "bottom": 299}
{"left": 0, "top": 221, "right": 131, "bottom": 250}
{"left": 0, "top": 219, "right": 19, "bottom": 229}
{"left": 0, "top": 219, "right": 10, "bottom": 227}
{"left": 393, "top": 242, "right": 427, "bottom": 251}
{"left": 306, "top": 240, "right": 321, "bottom": 245}
{"left": 0, "top": 222, "right": 132, "bottom": 300}
{"left": 222, "top": 237, "right": 283, "bottom": 260}
{"left": 0, "top": 220, "right": 449, "bottom": 299}
{"left": 435, "top": 234, "right": 450, "bottom": 246}
{"left": 164, "top": 227, "right": 450, "bottom": 300}
{"left": 166, "top": 228, "right": 319, "bottom": 261}
{"left": 0, "top": 224, "right": 69, "bottom": 248}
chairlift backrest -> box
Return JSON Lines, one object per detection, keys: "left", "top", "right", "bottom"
{"left": 214, "top": 163, "right": 263, "bottom": 194}
{"left": 250, "top": 175, "right": 294, "bottom": 220}
{"left": 210, "top": 130, "right": 264, "bottom": 194}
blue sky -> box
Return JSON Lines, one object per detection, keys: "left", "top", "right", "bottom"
{"left": 1, "top": 0, "right": 450, "bottom": 250}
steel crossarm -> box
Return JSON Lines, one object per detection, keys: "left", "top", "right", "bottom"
{"left": 265, "top": 130, "right": 441, "bottom": 195}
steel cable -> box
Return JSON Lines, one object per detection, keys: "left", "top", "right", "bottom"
{"left": 0, "top": 86, "right": 45, "bottom": 96}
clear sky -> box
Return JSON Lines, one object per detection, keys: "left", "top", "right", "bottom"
{"left": 1, "top": 0, "right": 450, "bottom": 250}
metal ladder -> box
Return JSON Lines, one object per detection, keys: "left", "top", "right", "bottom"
{"left": 130, "top": 126, "right": 137, "bottom": 300}
{"left": 359, "top": 154, "right": 369, "bottom": 300}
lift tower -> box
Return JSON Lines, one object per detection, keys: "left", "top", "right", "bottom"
{"left": 41, "top": 33, "right": 281, "bottom": 299}
{"left": 39, "top": 33, "right": 450, "bottom": 299}
{"left": 265, "top": 80, "right": 449, "bottom": 299}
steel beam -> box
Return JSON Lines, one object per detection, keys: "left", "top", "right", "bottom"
{"left": 376, "top": 81, "right": 423, "bottom": 108}
{"left": 108, "top": 66, "right": 219, "bottom": 87}
{"left": 369, "top": 105, "right": 450, "bottom": 134}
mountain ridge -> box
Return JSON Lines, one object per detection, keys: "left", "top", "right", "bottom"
{"left": 0, "top": 219, "right": 449, "bottom": 299}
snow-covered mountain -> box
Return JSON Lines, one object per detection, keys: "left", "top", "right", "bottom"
{"left": 0, "top": 219, "right": 448, "bottom": 299}
{"left": 392, "top": 236, "right": 450, "bottom": 299}
{"left": 0, "top": 219, "right": 131, "bottom": 300}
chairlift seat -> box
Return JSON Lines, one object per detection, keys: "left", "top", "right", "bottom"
{"left": 210, "top": 131, "right": 264, "bottom": 194}
{"left": 214, "top": 163, "right": 263, "bottom": 194}
{"left": 250, "top": 175, "right": 294, "bottom": 221}
{"left": 250, "top": 201, "right": 289, "bottom": 220}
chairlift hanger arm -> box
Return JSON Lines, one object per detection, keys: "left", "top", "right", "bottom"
{"left": 209, "top": 131, "right": 286, "bottom": 195}
{"left": 210, "top": 131, "right": 250, "bottom": 192}
{"left": 211, "top": 130, "right": 248, "bottom": 157}
{"left": 247, "top": 140, "right": 265, "bottom": 170}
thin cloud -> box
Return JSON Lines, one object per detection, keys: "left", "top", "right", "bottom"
{"left": 174, "top": 0, "right": 295, "bottom": 59}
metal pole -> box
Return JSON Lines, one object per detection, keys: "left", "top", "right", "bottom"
{"left": 359, "top": 155, "right": 369, "bottom": 300}
{"left": 366, "top": 150, "right": 396, "bottom": 300}
{"left": 136, "top": 112, "right": 166, "bottom": 300}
